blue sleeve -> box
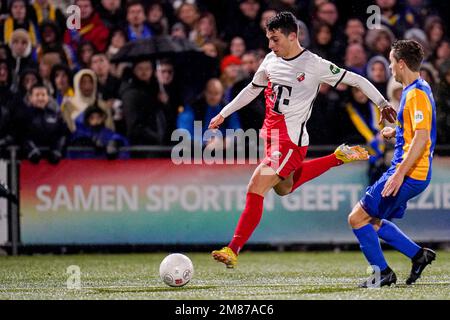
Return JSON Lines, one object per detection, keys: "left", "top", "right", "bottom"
{"left": 176, "top": 105, "right": 195, "bottom": 137}
{"left": 225, "top": 111, "right": 241, "bottom": 132}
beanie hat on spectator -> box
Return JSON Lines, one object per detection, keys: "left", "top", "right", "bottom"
{"left": 83, "top": 104, "right": 106, "bottom": 125}
{"left": 404, "top": 28, "right": 431, "bottom": 58}
{"left": 173, "top": 0, "right": 197, "bottom": 13}
{"left": 220, "top": 55, "right": 242, "bottom": 73}
{"left": 365, "top": 25, "right": 395, "bottom": 52}
{"left": 366, "top": 55, "right": 391, "bottom": 82}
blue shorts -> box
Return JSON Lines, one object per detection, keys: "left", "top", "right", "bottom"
{"left": 359, "top": 166, "right": 430, "bottom": 220}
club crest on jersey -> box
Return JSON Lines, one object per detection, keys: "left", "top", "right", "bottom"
{"left": 329, "top": 64, "right": 341, "bottom": 75}
{"left": 296, "top": 72, "right": 305, "bottom": 82}
{"left": 270, "top": 151, "right": 282, "bottom": 161}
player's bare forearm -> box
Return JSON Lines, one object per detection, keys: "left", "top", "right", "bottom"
{"left": 396, "top": 129, "right": 429, "bottom": 176}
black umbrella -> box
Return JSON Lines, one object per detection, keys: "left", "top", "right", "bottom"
{"left": 110, "top": 36, "right": 202, "bottom": 63}
{"left": 111, "top": 36, "right": 220, "bottom": 102}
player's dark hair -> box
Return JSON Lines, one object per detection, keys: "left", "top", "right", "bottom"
{"left": 391, "top": 40, "right": 424, "bottom": 72}
{"left": 266, "top": 11, "right": 298, "bottom": 37}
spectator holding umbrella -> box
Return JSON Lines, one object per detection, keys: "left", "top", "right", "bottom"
{"left": 119, "top": 58, "right": 167, "bottom": 146}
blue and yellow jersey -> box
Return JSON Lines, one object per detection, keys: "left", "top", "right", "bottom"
{"left": 392, "top": 78, "right": 437, "bottom": 181}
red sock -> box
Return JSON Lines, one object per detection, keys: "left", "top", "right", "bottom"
{"left": 290, "top": 154, "right": 343, "bottom": 193}
{"left": 228, "top": 192, "right": 264, "bottom": 255}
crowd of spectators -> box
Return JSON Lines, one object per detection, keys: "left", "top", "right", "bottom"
{"left": 0, "top": 0, "right": 449, "bottom": 166}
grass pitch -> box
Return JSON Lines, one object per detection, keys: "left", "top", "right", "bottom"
{"left": 0, "top": 251, "right": 449, "bottom": 300}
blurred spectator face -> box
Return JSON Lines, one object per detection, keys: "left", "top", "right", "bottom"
{"left": 41, "top": 25, "right": 57, "bottom": 44}
{"left": 91, "top": 54, "right": 110, "bottom": 77}
{"left": 0, "top": 64, "right": 8, "bottom": 84}
{"left": 352, "top": 87, "right": 368, "bottom": 104}
{"left": 230, "top": 37, "right": 246, "bottom": 58}
{"left": 55, "top": 70, "right": 70, "bottom": 92}
{"left": 316, "top": 25, "right": 332, "bottom": 45}
{"left": 345, "top": 44, "right": 367, "bottom": 67}
{"left": 241, "top": 52, "right": 258, "bottom": 75}
{"left": 23, "top": 74, "right": 39, "bottom": 92}
{"left": 79, "top": 74, "right": 95, "bottom": 97}
{"left": 239, "top": 0, "right": 260, "bottom": 20}
{"left": 177, "top": 3, "right": 199, "bottom": 27}
{"left": 419, "top": 69, "right": 432, "bottom": 84}
{"left": 76, "top": 0, "right": 94, "bottom": 20}
{"left": 11, "top": 37, "right": 28, "bottom": 57}
{"left": 30, "top": 87, "right": 49, "bottom": 109}
{"left": 110, "top": 30, "right": 127, "bottom": 49}
{"left": 0, "top": 47, "right": 9, "bottom": 60}
{"left": 101, "top": 0, "right": 121, "bottom": 12}
{"left": 376, "top": 0, "right": 396, "bottom": 10}
{"left": 317, "top": 3, "right": 338, "bottom": 26}
{"left": 205, "top": 79, "right": 224, "bottom": 106}
{"left": 156, "top": 62, "right": 174, "bottom": 86}
{"left": 127, "top": 3, "right": 145, "bottom": 26}
{"left": 223, "top": 64, "right": 240, "bottom": 82}
{"left": 147, "top": 3, "right": 164, "bottom": 24}
{"left": 11, "top": 0, "right": 26, "bottom": 22}
{"left": 429, "top": 23, "right": 444, "bottom": 44}
{"left": 319, "top": 83, "right": 331, "bottom": 94}
{"left": 375, "top": 32, "right": 391, "bottom": 54}
{"left": 198, "top": 14, "right": 216, "bottom": 38}
{"left": 40, "top": 54, "right": 61, "bottom": 80}
{"left": 407, "top": 0, "right": 423, "bottom": 6}
{"left": 202, "top": 42, "right": 218, "bottom": 58}
{"left": 437, "top": 41, "right": 450, "bottom": 60}
{"left": 345, "top": 19, "right": 365, "bottom": 43}
{"left": 88, "top": 112, "right": 105, "bottom": 127}
{"left": 80, "top": 43, "right": 95, "bottom": 66}
{"left": 171, "top": 23, "right": 187, "bottom": 39}
{"left": 133, "top": 61, "right": 153, "bottom": 82}
{"left": 371, "top": 62, "right": 387, "bottom": 83}
{"left": 260, "top": 9, "right": 277, "bottom": 31}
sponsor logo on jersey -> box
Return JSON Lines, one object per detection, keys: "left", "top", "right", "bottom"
{"left": 329, "top": 64, "right": 341, "bottom": 75}
{"left": 414, "top": 110, "right": 424, "bottom": 123}
{"left": 296, "top": 72, "right": 305, "bottom": 82}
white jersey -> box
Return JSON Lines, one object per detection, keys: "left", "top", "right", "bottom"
{"left": 252, "top": 50, "right": 348, "bottom": 146}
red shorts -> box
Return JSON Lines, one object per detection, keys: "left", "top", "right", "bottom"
{"left": 261, "top": 138, "right": 308, "bottom": 179}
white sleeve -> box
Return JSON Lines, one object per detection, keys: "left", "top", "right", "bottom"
{"left": 315, "top": 56, "right": 349, "bottom": 87}
{"left": 340, "top": 71, "right": 389, "bottom": 108}
{"left": 219, "top": 83, "right": 265, "bottom": 118}
{"left": 314, "top": 55, "right": 389, "bottom": 108}
{"left": 219, "top": 54, "right": 269, "bottom": 118}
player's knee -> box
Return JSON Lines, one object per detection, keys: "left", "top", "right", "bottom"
{"left": 274, "top": 186, "right": 291, "bottom": 196}
{"left": 348, "top": 206, "right": 370, "bottom": 228}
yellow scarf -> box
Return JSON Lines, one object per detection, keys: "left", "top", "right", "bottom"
{"left": 33, "top": 2, "right": 56, "bottom": 24}
{"left": 4, "top": 17, "right": 37, "bottom": 46}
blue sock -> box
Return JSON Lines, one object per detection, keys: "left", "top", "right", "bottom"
{"left": 377, "top": 219, "right": 421, "bottom": 259}
{"left": 353, "top": 224, "right": 388, "bottom": 271}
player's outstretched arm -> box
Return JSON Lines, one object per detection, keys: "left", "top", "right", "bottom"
{"left": 208, "top": 83, "right": 264, "bottom": 129}
{"left": 341, "top": 71, "right": 397, "bottom": 124}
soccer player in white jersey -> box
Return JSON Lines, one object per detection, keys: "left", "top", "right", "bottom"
{"left": 209, "top": 12, "right": 397, "bottom": 268}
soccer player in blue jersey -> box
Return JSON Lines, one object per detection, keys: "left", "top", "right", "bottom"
{"left": 348, "top": 40, "right": 437, "bottom": 288}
